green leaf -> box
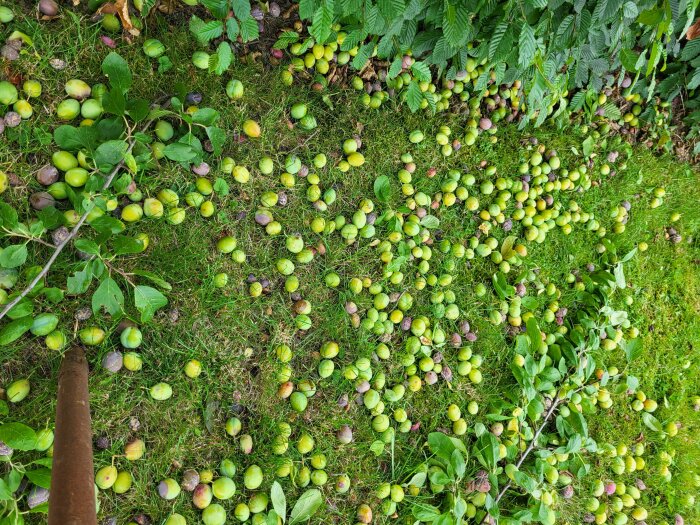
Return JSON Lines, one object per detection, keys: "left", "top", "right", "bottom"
{"left": 189, "top": 16, "right": 224, "bottom": 44}
{"left": 309, "top": 0, "right": 335, "bottom": 44}
{"left": 74, "top": 239, "right": 100, "bottom": 256}
{"left": 192, "top": 108, "right": 220, "bottom": 126}
{"left": 443, "top": 2, "right": 469, "bottom": 47}
{"left": 213, "top": 177, "right": 229, "bottom": 196}
{"left": 622, "top": 338, "right": 642, "bottom": 362}
{"left": 289, "top": 489, "right": 323, "bottom": 525}
{"left": 489, "top": 21, "right": 508, "bottom": 60}
{"left": 239, "top": 16, "right": 260, "bottom": 42}
{"left": 641, "top": 412, "right": 663, "bottom": 432}
{"left": 0, "top": 244, "right": 28, "bottom": 268}
{"left": 0, "top": 423, "right": 37, "bottom": 451}
{"left": 519, "top": 24, "right": 536, "bottom": 67}
{"left": 405, "top": 80, "right": 423, "bottom": 112}
{"left": 474, "top": 432, "right": 499, "bottom": 470}
{"left": 131, "top": 269, "right": 172, "bottom": 290}
{"left": 373, "top": 175, "right": 391, "bottom": 203}
{"left": 0, "top": 203, "right": 18, "bottom": 229}
{"left": 6, "top": 299, "right": 32, "bottom": 320}
{"left": 378, "top": 0, "right": 404, "bottom": 20}
{"left": 0, "top": 400, "right": 8, "bottom": 417}
{"left": 164, "top": 143, "right": 199, "bottom": 162}
{"left": 387, "top": 57, "right": 403, "bottom": 79}
{"left": 206, "top": 126, "right": 226, "bottom": 156}
{"left": 210, "top": 41, "right": 233, "bottom": 75}
{"left": 42, "top": 287, "right": 64, "bottom": 303}
{"left": 369, "top": 440, "right": 385, "bottom": 455}
{"left": 271, "top": 481, "right": 287, "bottom": 522}
{"left": 154, "top": 55, "right": 173, "bottom": 73}
{"left": 352, "top": 42, "right": 374, "bottom": 70}
{"left": 420, "top": 215, "right": 440, "bottom": 229}
{"left": 102, "top": 88, "right": 126, "bottom": 117}
{"left": 411, "top": 61, "right": 431, "bottom": 82}
{"left": 582, "top": 135, "right": 595, "bottom": 157}
{"left": 274, "top": 31, "right": 299, "bottom": 49}
{"left": 200, "top": 0, "right": 228, "bottom": 17}
{"left": 413, "top": 505, "right": 441, "bottom": 521}
{"left": 102, "top": 52, "right": 132, "bottom": 93}
{"left": 134, "top": 285, "right": 168, "bottom": 323}
{"left": 53, "top": 125, "right": 98, "bottom": 152}
{"left": 299, "top": 0, "right": 317, "bottom": 19}
{"left": 92, "top": 277, "right": 124, "bottom": 315}
{"left": 67, "top": 266, "right": 92, "bottom": 295}
{"left": 0, "top": 317, "right": 33, "bottom": 346}
{"left": 0, "top": 479, "right": 12, "bottom": 501}
{"left": 25, "top": 468, "right": 51, "bottom": 489}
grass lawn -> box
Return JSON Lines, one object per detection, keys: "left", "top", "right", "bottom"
{"left": 0, "top": 8, "right": 699, "bottom": 525}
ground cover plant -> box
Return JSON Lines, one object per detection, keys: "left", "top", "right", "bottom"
{"left": 0, "top": 2, "right": 699, "bottom": 525}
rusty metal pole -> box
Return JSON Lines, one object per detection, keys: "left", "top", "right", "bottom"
{"left": 48, "top": 346, "right": 97, "bottom": 525}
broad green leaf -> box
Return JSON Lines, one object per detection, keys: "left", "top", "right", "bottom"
{"left": 474, "top": 432, "right": 499, "bottom": 470}
{"left": 0, "top": 203, "right": 18, "bottom": 229}
{"left": 239, "top": 16, "right": 260, "bottom": 42}
{"left": 25, "top": 468, "right": 51, "bottom": 489}
{"left": 369, "top": 440, "right": 385, "bottom": 455}
{"left": 102, "top": 52, "right": 132, "bottom": 93}
{"left": 192, "top": 108, "right": 219, "bottom": 126}
{"left": 206, "top": 126, "right": 226, "bottom": 156}
{"left": 0, "top": 479, "right": 12, "bottom": 501}
{"left": 164, "top": 143, "right": 199, "bottom": 162}
{"left": 53, "top": 125, "right": 98, "bottom": 152}
{"left": 289, "top": 489, "right": 323, "bottom": 525}
{"left": 641, "top": 412, "right": 663, "bottom": 432}
{"left": 74, "top": 239, "right": 100, "bottom": 256}
{"left": 92, "top": 277, "right": 124, "bottom": 315}
{"left": 519, "top": 24, "right": 536, "bottom": 67}
{"left": 0, "top": 423, "right": 37, "bottom": 451}
{"left": 210, "top": 41, "right": 233, "bottom": 75}
{"left": 622, "top": 338, "right": 642, "bottom": 362}
{"left": 134, "top": 285, "right": 168, "bottom": 322}
{"left": 271, "top": 481, "right": 286, "bottom": 522}
{"left": 0, "top": 317, "right": 34, "bottom": 346}
{"left": 373, "top": 175, "right": 391, "bottom": 203}
{"left": 0, "top": 244, "right": 28, "bottom": 268}
{"left": 200, "top": 0, "right": 228, "bottom": 17}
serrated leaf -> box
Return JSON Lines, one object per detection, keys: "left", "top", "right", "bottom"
{"left": 519, "top": 24, "right": 536, "bottom": 67}
{"left": 200, "top": 0, "right": 228, "bottom": 18}
{"left": 189, "top": 16, "right": 224, "bottom": 44}
{"left": 239, "top": 16, "right": 260, "bottom": 42}
{"left": 405, "top": 80, "right": 423, "bottom": 112}
{"left": 489, "top": 21, "right": 508, "bottom": 61}
{"left": 411, "top": 61, "right": 431, "bottom": 82}
{"left": 443, "top": 2, "right": 469, "bottom": 47}
{"left": 352, "top": 42, "right": 374, "bottom": 70}
{"left": 309, "top": 0, "right": 335, "bottom": 44}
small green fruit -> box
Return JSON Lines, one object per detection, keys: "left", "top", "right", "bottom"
{"left": 143, "top": 38, "right": 165, "bottom": 58}
{"left": 7, "top": 379, "right": 30, "bottom": 403}
{"left": 95, "top": 465, "right": 118, "bottom": 489}
{"left": 243, "top": 465, "right": 263, "bottom": 490}
{"left": 149, "top": 382, "right": 173, "bottom": 401}
{"left": 225, "top": 79, "right": 244, "bottom": 100}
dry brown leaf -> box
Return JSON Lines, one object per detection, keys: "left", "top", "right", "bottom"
{"left": 97, "top": 0, "right": 140, "bottom": 36}
{"left": 688, "top": 18, "right": 700, "bottom": 39}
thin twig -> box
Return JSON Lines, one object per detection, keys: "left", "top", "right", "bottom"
{"left": 479, "top": 396, "right": 562, "bottom": 524}
{"left": 103, "top": 259, "right": 135, "bottom": 287}
{"left": 0, "top": 117, "right": 157, "bottom": 321}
